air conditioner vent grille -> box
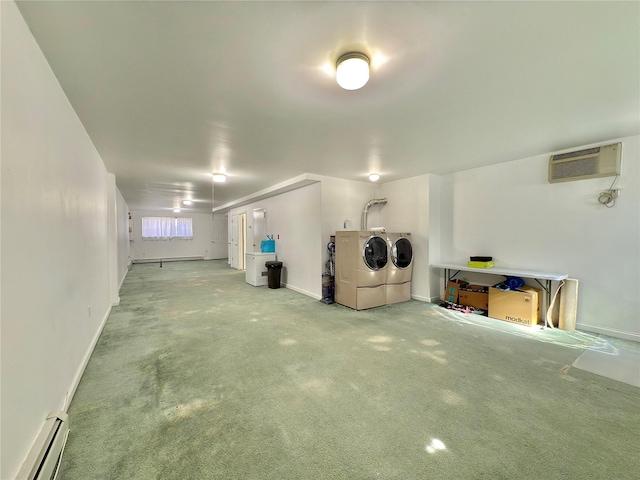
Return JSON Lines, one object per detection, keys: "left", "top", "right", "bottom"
{"left": 551, "top": 157, "right": 599, "bottom": 179}
{"left": 551, "top": 146, "right": 600, "bottom": 161}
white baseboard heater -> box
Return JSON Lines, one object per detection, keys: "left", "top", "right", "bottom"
{"left": 17, "top": 412, "right": 70, "bottom": 480}
{"left": 133, "top": 255, "right": 204, "bottom": 264}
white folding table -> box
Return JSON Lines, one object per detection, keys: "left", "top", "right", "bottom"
{"left": 431, "top": 263, "right": 569, "bottom": 324}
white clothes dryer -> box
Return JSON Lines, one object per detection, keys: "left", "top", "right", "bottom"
{"left": 335, "top": 231, "right": 388, "bottom": 310}
{"left": 386, "top": 232, "right": 413, "bottom": 304}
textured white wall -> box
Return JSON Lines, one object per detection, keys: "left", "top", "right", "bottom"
{"left": 319, "top": 176, "right": 375, "bottom": 236}
{"left": 107, "top": 174, "right": 119, "bottom": 305}
{"left": 1, "top": 2, "right": 112, "bottom": 477}
{"left": 230, "top": 183, "right": 322, "bottom": 299}
{"left": 129, "top": 211, "right": 214, "bottom": 261}
{"left": 428, "top": 175, "right": 442, "bottom": 299}
{"left": 228, "top": 177, "right": 377, "bottom": 299}
{"left": 319, "top": 176, "right": 375, "bottom": 277}
{"left": 439, "top": 135, "right": 640, "bottom": 340}
{"left": 379, "top": 175, "right": 432, "bottom": 301}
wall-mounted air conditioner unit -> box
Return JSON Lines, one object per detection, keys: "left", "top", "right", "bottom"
{"left": 548, "top": 142, "right": 621, "bottom": 183}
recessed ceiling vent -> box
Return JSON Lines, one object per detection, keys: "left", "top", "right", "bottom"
{"left": 548, "top": 142, "right": 621, "bottom": 183}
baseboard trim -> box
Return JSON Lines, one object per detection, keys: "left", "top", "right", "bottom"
{"left": 411, "top": 294, "right": 438, "bottom": 303}
{"left": 576, "top": 323, "right": 640, "bottom": 342}
{"left": 119, "top": 264, "right": 129, "bottom": 290}
{"left": 60, "top": 305, "right": 111, "bottom": 412}
{"left": 133, "top": 256, "right": 203, "bottom": 264}
{"left": 285, "top": 283, "right": 322, "bottom": 300}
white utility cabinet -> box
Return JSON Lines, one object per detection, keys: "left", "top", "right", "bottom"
{"left": 245, "top": 252, "right": 276, "bottom": 286}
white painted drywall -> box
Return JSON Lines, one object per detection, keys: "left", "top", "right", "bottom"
{"left": 319, "top": 175, "right": 377, "bottom": 276}
{"left": 319, "top": 176, "right": 376, "bottom": 236}
{"left": 107, "top": 174, "right": 119, "bottom": 306}
{"left": 1, "top": 2, "right": 112, "bottom": 477}
{"left": 129, "top": 211, "right": 214, "bottom": 261}
{"left": 379, "top": 175, "right": 433, "bottom": 301}
{"left": 428, "top": 175, "right": 443, "bottom": 300}
{"left": 439, "top": 135, "right": 640, "bottom": 340}
{"left": 229, "top": 183, "right": 322, "bottom": 299}
{"left": 228, "top": 176, "right": 377, "bottom": 299}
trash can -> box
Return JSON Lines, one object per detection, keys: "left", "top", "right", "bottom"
{"left": 265, "top": 261, "right": 283, "bottom": 289}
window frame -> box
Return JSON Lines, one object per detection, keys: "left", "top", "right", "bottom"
{"left": 141, "top": 216, "right": 193, "bottom": 240}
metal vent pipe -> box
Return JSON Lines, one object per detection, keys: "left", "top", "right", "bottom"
{"left": 361, "top": 198, "right": 387, "bottom": 230}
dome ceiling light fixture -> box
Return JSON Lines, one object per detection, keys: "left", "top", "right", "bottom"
{"left": 336, "top": 52, "right": 370, "bottom": 90}
{"left": 212, "top": 173, "right": 227, "bottom": 183}
{"left": 368, "top": 173, "right": 380, "bottom": 182}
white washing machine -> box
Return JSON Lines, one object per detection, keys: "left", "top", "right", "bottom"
{"left": 335, "top": 231, "right": 388, "bottom": 310}
{"left": 245, "top": 252, "right": 276, "bottom": 286}
{"left": 386, "top": 232, "right": 413, "bottom": 304}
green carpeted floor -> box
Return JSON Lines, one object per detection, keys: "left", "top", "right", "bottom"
{"left": 58, "top": 260, "right": 640, "bottom": 479}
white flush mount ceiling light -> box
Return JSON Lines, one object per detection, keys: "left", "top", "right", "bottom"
{"left": 369, "top": 173, "right": 380, "bottom": 182}
{"left": 212, "top": 173, "right": 227, "bottom": 183}
{"left": 173, "top": 208, "right": 181, "bottom": 213}
{"left": 336, "top": 52, "right": 370, "bottom": 90}
{"left": 182, "top": 200, "right": 192, "bottom": 206}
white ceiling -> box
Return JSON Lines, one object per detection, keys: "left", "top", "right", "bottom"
{"left": 16, "top": 1, "right": 640, "bottom": 213}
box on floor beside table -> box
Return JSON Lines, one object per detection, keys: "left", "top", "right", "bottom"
{"left": 444, "top": 279, "right": 468, "bottom": 304}
{"left": 488, "top": 285, "right": 542, "bottom": 326}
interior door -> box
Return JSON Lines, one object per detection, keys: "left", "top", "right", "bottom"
{"left": 253, "top": 208, "right": 266, "bottom": 251}
{"left": 230, "top": 213, "right": 238, "bottom": 269}
{"left": 212, "top": 214, "right": 228, "bottom": 259}
{"left": 227, "top": 214, "right": 232, "bottom": 265}
{"left": 238, "top": 212, "right": 246, "bottom": 270}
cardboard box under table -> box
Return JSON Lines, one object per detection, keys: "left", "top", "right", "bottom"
{"left": 458, "top": 284, "right": 489, "bottom": 310}
{"left": 488, "top": 285, "right": 542, "bottom": 326}
{"left": 444, "top": 279, "right": 468, "bottom": 303}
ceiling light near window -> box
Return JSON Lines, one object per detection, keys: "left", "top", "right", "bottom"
{"left": 336, "top": 52, "right": 370, "bottom": 90}
{"left": 173, "top": 208, "right": 181, "bottom": 213}
{"left": 182, "top": 200, "right": 192, "bottom": 206}
{"left": 369, "top": 173, "right": 380, "bottom": 182}
{"left": 212, "top": 173, "right": 227, "bottom": 183}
